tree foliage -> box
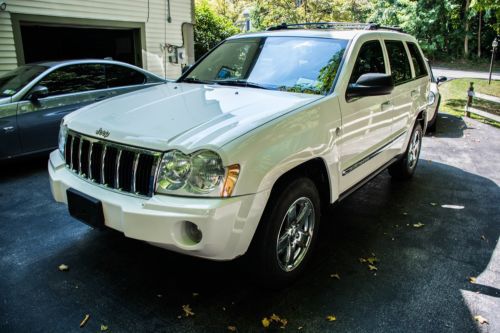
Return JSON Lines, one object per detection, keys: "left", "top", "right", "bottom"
{"left": 195, "top": 0, "right": 499, "bottom": 61}
{"left": 194, "top": 0, "right": 240, "bottom": 59}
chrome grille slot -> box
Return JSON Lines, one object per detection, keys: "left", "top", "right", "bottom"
{"left": 63, "top": 131, "right": 160, "bottom": 197}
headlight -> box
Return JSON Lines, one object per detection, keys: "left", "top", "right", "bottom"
{"left": 157, "top": 150, "right": 191, "bottom": 191}
{"left": 156, "top": 149, "right": 239, "bottom": 197}
{"left": 428, "top": 91, "right": 436, "bottom": 106}
{"left": 187, "top": 150, "right": 225, "bottom": 194}
{"left": 58, "top": 123, "right": 68, "bottom": 155}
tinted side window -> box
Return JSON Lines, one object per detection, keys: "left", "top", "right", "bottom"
{"left": 38, "top": 64, "right": 105, "bottom": 97}
{"left": 106, "top": 65, "right": 146, "bottom": 88}
{"left": 349, "top": 41, "right": 386, "bottom": 83}
{"left": 385, "top": 41, "right": 412, "bottom": 85}
{"left": 407, "top": 42, "right": 428, "bottom": 78}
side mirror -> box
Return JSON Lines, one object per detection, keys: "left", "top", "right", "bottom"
{"left": 436, "top": 76, "right": 447, "bottom": 84}
{"left": 181, "top": 64, "right": 192, "bottom": 74}
{"left": 28, "top": 85, "right": 49, "bottom": 101}
{"left": 346, "top": 73, "right": 394, "bottom": 100}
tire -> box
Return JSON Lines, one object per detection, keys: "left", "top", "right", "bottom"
{"left": 248, "top": 177, "right": 321, "bottom": 287}
{"left": 388, "top": 122, "right": 423, "bottom": 180}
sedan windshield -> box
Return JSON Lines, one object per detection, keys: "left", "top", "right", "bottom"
{"left": 184, "top": 37, "right": 348, "bottom": 95}
{"left": 0, "top": 65, "right": 48, "bottom": 97}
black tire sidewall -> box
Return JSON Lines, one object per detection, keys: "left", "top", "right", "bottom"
{"left": 251, "top": 177, "right": 321, "bottom": 285}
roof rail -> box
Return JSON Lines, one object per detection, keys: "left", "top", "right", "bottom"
{"left": 266, "top": 22, "right": 404, "bottom": 33}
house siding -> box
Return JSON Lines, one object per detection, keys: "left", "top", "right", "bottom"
{"left": 0, "top": 0, "right": 193, "bottom": 78}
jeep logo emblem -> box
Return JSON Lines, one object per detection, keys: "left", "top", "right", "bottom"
{"left": 95, "top": 128, "right": 110, "bottom": 138}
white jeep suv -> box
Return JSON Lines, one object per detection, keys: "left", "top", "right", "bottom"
{"left": 49, "top": 23, "right": 430, "bottom": 284}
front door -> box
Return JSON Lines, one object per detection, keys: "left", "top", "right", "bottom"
{"left": 16, "top": 64, "right": 108, "bottom": 154}
{"left": 0, "top": 100, "right": 21, "bottom": 159}
{"left": 337, "top": 38, "right": 394, "bottom": 193}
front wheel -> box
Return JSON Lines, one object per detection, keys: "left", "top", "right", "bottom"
{"left": 389, "top": 122, "right": 423, "bottom": 180}
{"left": 248, "top": 177, "right": 321, "bottom": 287}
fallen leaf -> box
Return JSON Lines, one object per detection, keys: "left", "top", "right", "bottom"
{"left": 80, "top": 314, "right": 90, "bottom": 328}
{"left": 430, "top": 202, "right": 437, "bottom": 206}
{"left": 269, "top": 314, "right": 287, "bottom": 328}
{"left": 227, "top": 325, "right": 237, "bottom": 331}
{"left": 441, "top": 204, "right": 464, "bottom": 210}
{"left": 262, "top": 317, "right": 270, "bottom": 328}
{"left": 298, "top": 326, "right": 303, "bottom": 330}
{"left": 368, "top": 265, "right": 378, "bottom": 271}
{"left": 474, "top": 315, "right": 489, "bottom": 325}
{"left": 330, "top": 273, "right": 340, "bottom": 280}
{"left": 367, "top": 257, "right": 378, "bottom": 265}
{"left": 413, "top": 223, "right": 425, "bottom": 228}
{"left": 182, "top": 304, "right": 195, "bottom": 317}
{"left": 58, "top": 264, "right": 69, "bottom": 271}
{"left": 326, "top": 315, "right": 337, "bottom": 322}
{"left": 100, "top": 324, "right": 108, "bottom": 331}
{"left": 468, "top": 277, "right": 477, "bottom": 283}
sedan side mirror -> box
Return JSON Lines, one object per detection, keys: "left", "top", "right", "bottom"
{"left": 346, "top": 73, "right": 394, "bottom": 100}
{"left": 436, "top": 76, "right": 447, "bottom": 84}
{"left": 28, "top": 85, "right": 49, "bottom": 101}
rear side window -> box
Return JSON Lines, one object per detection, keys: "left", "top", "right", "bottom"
{"left": 349, "top": 40, "right": 386, "bottom": 83}
{"left": 38, "top": 64, "right": 106, "bottom": 97}
{"left": 406, "top": 42, "right": 428, "bottom": 78}
{"left": 105, "top": 65, "right": 146, "bottom": 88}
{"left": 385, "top": 41, "right": 412, "bottom": 85}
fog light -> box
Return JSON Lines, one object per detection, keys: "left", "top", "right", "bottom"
{"left": 184, "top": 221, "right": 202, "bottom": 244}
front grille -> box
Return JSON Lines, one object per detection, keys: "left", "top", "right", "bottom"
{"left": 64, "top": 131, "right": 160, "bottom": 197}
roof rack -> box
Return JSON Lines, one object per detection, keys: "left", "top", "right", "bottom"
{"left": 266, "top": 22, "right": 404, "bottom": 33}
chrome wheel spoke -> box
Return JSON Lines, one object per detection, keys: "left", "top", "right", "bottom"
{"left": 276, "top": 197, "right": 315, "bottom": 272}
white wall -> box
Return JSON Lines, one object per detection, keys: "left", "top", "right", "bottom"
{"left": 0, "top": 0, "right": 194, "bottom": 78}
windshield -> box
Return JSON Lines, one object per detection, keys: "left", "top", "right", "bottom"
{"left": 184, "top": 36, "right": 348, "bottom": 95}
{"left": 0, "top": 65, "right": 48, "bottom": 97}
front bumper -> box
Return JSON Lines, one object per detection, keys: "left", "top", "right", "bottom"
{"left": 48, "top": 150, "right": 269, "bottom": 260}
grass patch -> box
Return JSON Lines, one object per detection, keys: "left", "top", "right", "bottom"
{"left": 439, "top": 78, "right": 500, "bottom": 128}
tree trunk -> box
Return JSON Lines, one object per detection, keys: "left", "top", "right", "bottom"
{"left": 464, "top": 0, "right": 470, "bottom": 58}
{"left": 478, "top": 10, "right": 482, "bottom": 58}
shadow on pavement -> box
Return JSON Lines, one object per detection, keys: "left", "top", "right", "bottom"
{"left": 1, "top": 158, "right": 498, "bottom": 332}
{"left": 431, "top": 113, "right": 468, "bottom": 138}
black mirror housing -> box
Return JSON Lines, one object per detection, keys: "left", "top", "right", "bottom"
{"left": 28, "top": 85, "right": 49, "bottom": 101}
{"left": 436, "top": 76, "right": 447, "bottom": 84}
{"left": 346, "top": 73, "right": 394, "bottom": 100}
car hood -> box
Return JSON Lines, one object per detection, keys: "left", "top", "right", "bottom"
{"left": 65, "top": 82, "right": 321, "bottom": 152}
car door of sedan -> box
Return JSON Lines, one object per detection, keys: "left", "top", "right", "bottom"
{"left": 0, "top": 99, "right": 22, "bottom": 159}
{"left": 16, "top": 64, "right": 109, "bottom": 154}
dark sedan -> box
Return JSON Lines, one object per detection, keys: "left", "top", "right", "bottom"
{"left": 0, "top": 60, "right": 165, "bottom": 160}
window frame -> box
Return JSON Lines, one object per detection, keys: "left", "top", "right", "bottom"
{"left": 383, "top": 39, "right": 414, "bottom": 86}
{"left": 348, "top": 39, "right": 387, "bottom": 84}
{"left": 27, "top": 63, "right": 107, "bottom": 99}
{"left": 405, "top": 41, "right": 428, "bottom": 79}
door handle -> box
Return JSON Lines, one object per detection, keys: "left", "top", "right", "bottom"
{"left": 381, "top": 101, "right": 392, "bottom": 111}
{"left": 3, "top": 126, "right": 15, "bottom": 133}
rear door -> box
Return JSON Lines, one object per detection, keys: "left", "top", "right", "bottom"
{"left": 16, "top": 64, "right": 107, "bottom": 154}
{"left": 383, "top": 40, "right": 418, "bottom": 152}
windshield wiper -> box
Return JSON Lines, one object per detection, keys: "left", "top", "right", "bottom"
{"left": 182, "top": 77, "right": 214, "bottom": 84}
{"left": 213, "top": 80, "right": 271, "bottom": 90}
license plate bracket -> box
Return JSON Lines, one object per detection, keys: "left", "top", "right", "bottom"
{"left": 66, "top": 188, "right": 104, "bottom": 229}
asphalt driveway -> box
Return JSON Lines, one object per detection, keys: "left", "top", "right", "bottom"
{"left": 1, "top": 114, "right": 499, "bottom": 332}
